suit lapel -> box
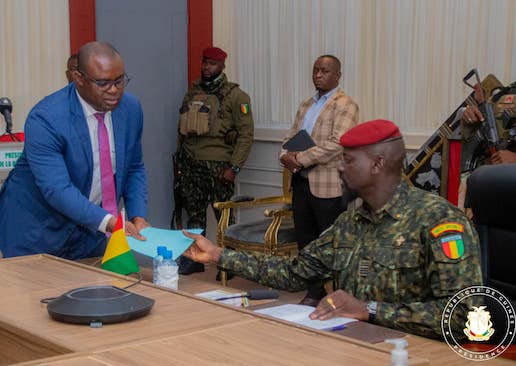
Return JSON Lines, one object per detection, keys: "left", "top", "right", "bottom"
{"left": 296, "top": 98, "right": 315, "bottom": 129}
{"left": 111, "top": 106, "right": 126, "bottom": 198}
{"left": 312, "top": 88, "right": 343, "bottom": 136}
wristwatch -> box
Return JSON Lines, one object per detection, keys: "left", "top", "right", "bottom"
{"left": 231, "top": 165, "right": 241, "bottom": 174}
{"left": 366, "top": 301, "right": 377, "bottom": 323}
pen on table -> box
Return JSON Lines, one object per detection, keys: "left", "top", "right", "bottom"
{"left": 215, "top": 293, "right": 245, "bottom": 301}
{"left": 212, "top": 294, "right": 249, "bottom": 307}
{"left": 215, "top": 289, "right": 279, "bottom": 301}
{"left": 327, "top": 325, "right": 346, "bottom": 332}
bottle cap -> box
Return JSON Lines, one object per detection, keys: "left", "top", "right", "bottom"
{"left": 385, "top": 338, "right": 408, "bottom": 366}
{"left": 157, "top": 246, "right": 167, "bottom": 256}
{"left": 163, "top": 250, "right": 172, "bottom": 260}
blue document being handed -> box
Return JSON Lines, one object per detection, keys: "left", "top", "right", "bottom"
{"left": 127, "top": 227, "right": 203, "bottom": 260}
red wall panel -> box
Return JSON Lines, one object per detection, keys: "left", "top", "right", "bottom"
{"left": 188, "top": 0, "right": 213, "bottom": 86}
{"left": 69, "top": 0, "right": 96, "bottom": 54}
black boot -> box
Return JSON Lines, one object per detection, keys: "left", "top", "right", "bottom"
{"left": 178, "top": 255, "right": 204, "bottom": 275}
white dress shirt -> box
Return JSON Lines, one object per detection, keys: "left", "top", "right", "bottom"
{"left": 300, "top": 86, "right": 339, "bottom": 134}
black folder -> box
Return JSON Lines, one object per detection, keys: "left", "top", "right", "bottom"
{"left": 282, "top": 129, "right": 316, "bottom": 152}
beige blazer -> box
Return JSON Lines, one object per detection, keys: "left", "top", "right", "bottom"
{"left": 281, "top": 88, "right": 359, "bottom": 198}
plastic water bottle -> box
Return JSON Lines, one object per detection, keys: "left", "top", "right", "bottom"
{"left": 386, "top": 338, "right": 408, "bottom": 366}
{"left": 155, "top": 250, "right": 179, "bottom": 290}
{"left": 153, "top": 246, "right": 167, "bottom": 284}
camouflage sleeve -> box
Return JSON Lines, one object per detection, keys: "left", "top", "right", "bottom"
{"left": 217, "top": 227, "right": 337, "bottom": 291}
{"left": 229, "top": 89, "right": 254, "bottom": 168}
{"left": 375, "top": 212, "right": 482, "bottom": 339}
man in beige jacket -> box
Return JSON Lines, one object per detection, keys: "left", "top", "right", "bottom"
{"left": 280, "top": 55, "right": 359, "bottom": 306}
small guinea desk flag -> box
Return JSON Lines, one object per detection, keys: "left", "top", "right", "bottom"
{"left": 101, "top": 214, "right": 140, "bottom": 275}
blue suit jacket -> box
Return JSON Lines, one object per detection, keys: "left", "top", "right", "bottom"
{"left": 0, "top": 84, "right": 147, "bottom": 259}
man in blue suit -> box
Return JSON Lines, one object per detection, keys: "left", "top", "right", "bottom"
{"left": 0, "top": 41, "right": 149, "bottom": 260}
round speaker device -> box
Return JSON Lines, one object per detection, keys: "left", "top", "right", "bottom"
{"left": 47, "top": 285, "right": 154, "bottom": 326}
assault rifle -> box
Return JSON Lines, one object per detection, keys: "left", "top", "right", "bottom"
{"left": 404, "top": 73, "right": 503, "bottom": 195}
{"left": 463, "top": 69, "right": 502, "bottom": 158}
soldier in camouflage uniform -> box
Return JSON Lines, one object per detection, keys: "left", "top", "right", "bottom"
{"left": 183, "top": 120, "right": 482, "bottom": 339}
{"left": 462, "top": 81, "right": 516, "bottom": 168}
{"left": 176, "top": 47, "right": 254, "bottom": 274}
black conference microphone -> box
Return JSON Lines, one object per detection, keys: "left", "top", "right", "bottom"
{"left": 0, "top": 97, "right": 13, "bottom": 134}
{"left": 216, "top": 289, "right": 279, "bottom": 301}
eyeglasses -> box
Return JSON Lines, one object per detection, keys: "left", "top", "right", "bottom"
{"left": 78, "top": 69, "right": 130, "bottom": 90}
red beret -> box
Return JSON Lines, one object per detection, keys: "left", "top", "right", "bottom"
{"left": 339, "top": 119, "right": 402, "bottom": 147}
{"left": 202, "top": 47, "right": 227, "bottom": 61}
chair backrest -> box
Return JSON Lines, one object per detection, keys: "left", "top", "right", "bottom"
{"left": 468, "top": 164, "right": 516, "bottom": 300}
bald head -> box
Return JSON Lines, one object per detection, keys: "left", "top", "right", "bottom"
{"left": 77, "top": 42, "right": 121, "bottom": 72}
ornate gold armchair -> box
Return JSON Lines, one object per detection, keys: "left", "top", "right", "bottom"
{"left": 213, "top": 170, "right": 298, "bottom": 286}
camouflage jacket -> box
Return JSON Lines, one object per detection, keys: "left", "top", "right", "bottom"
{"left": 219, "top": 181, "right": 482, "bottom": 339}
{"left": 178, "top": 74, "right": 254, "bottom": 168}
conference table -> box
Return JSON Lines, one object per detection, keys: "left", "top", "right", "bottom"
{"left": 0, "top": 255, "right": 512, "bottom": 365}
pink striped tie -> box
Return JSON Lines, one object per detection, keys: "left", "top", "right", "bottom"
{"left": 94, "top": 112, "right": 117, "bottom": 215}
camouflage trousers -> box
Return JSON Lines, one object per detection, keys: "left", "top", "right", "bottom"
{"left": 178, "top": 154, "right": 234, "bottom": 229}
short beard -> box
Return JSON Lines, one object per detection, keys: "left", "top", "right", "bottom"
{"left": 201, "top": 72, "right": 221, "bottom": 83}
{"left": 342, "top": 188, "right": 359, "bottom": 207}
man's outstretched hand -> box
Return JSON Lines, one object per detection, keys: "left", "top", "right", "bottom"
{"left": 106, "top": 215, "right": 149, "bottom": 241}
{"left": 182, "top": 230, "right": 223, "bottom": 264}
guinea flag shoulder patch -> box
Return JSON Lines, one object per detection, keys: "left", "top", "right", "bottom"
{"left": 440, "top": 234, "right": 465, "bottom": 259}
{"left": 240, "top": 103, "right": 249, "bottom": 114}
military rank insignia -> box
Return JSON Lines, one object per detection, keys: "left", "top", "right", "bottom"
{"left": 358, "top": 259, "right": 371, "bottom": 277}
{"left": 440, "top": 234, "right": 464, "bottom": 259}
{"left": 240, "top": 103, "right": 249, "bottom": 114}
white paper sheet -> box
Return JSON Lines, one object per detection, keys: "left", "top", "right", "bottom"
{"left": 255, "top": 304, "right": 356, "bottom": 330}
